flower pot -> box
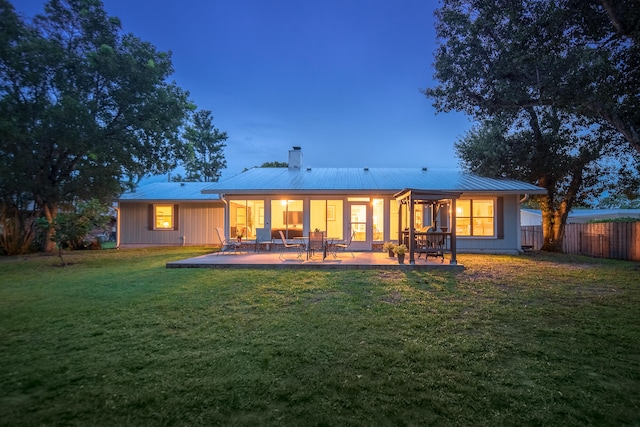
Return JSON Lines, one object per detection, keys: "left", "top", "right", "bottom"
{"left": 397, "top": 254, "right": 405, "bottom": 264}
{"left": 388, "top": 250, "right": 395, "bottom": 257}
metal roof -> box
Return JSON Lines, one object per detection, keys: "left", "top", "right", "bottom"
{"left": 119, "top": 182, "right": 221, "bottom": 201}
{"left": 202, "top": 168, "right": 546, "bottom": 195}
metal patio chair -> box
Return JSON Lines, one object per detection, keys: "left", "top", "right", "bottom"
{"left": 215, "top": 227, "right": 240, "bottom": 255}
{"left": 254, "top": 227, "right": 272, "bottom": 252}
{"left": 278, "top": 230, "right": 303, "bottom": 260}
{"left": 330, "top": 231, "right": 355, "bottom": 258}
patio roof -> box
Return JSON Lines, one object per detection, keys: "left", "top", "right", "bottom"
{"left": 394, "top": 188, "right": 463, "bottom": 202}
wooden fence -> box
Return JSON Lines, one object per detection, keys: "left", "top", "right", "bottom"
{"left": 521, "top": 223, "right": 640, "bottom": 261}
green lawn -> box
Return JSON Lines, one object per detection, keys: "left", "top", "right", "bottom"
{"left": 1, "top": 247, "right": 638, "bottom": 426}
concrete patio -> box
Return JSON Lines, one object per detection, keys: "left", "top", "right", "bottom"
{"left": 166, "top": 250, "right": 464, "bottom": 270}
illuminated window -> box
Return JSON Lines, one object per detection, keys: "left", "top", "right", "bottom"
{"left": 310, "top": 200, "right": 343, "bottom": 239}
{"left": 229, "top": 200, "right": 264, "bottom": 239}
{"left": 389, "top": 200, "right": 399, "bottom": 241}
{"left": 154, "top": 205, "right": 174, "bottom": 230}
{"left": 271, "top": 200, "right": 303, "bottom": 239}
{"left": 455, "top": 199, "right": 494, "bottom": 236}
{"left": 372, "top": 199, "right": 384, "bottom": 241}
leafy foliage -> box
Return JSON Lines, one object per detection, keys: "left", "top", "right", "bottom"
{"left": 35, "top": 199, "right": 110, "bottom": 265}
{"left": 426, "top": 0, "right": 640, "bottom": 251}
{"left": 260, "top": 161, "right": 288, "bottom": 168}
{"left": 180, "top": 109, "right": 228, "bottom": 182}
{"left": 0, "top": 0, "right": 193, "bottom": 253}
{"left": 425, "top": 0, "right": 640, "bottom": 154}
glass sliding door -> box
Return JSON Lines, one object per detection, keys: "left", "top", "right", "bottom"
{"left": 310, "top": 200, "right": 343, "bottom": 240}
{"left": 229, "top": 200, "right": 264, "bottom": 239}
{"left": 271, "top": 199, "right": 303, "bottom": 239}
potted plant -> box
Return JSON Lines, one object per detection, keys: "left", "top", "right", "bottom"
{"left": 382, "top": 241, "right": 396, "bottom": 257}
{"left": 236, "top": 230, "right": 243, "bottom": 242}
{"left": 393, "top": 244, "right": 408, "bottom": 264}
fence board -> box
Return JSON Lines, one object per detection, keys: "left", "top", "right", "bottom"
{"left": 521, "top": 222, "right": 640, "bottom": 261}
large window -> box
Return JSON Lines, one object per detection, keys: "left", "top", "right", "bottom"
{"left": 154, "top": 205, "right": 174, "bottom": 230}
{"left": 390, "top": 200, "right": 399, "bottom": 241}
{"left": 372, "top": 198, "right": 384, "bottom": 241}
{"left": 456, "top": 199, "right": 495, "bottom": 236}
{"left": 310, "top": 200, "right": 343, "bottom": 240}
{"left": 229, "top": 200, "right": 264, "bottom": 239}
{"left": 271, "top": 199, "right": 303, "bottom": 238}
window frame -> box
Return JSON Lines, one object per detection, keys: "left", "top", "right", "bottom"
{"left": 151, "top": 204, "right": 178, "bottom": 231}
{"left": 455, "top": 198, "right": 496, "bottom": 238}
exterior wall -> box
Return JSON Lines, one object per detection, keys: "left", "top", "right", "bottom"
{"left": 223, "top": 193, "right": 524, "bottom": 254}
{"left": 118, "top": 193, "right": 524, "bottom": 253}
{"left": 456, "top": 194, "right": 521, "bottom": 254}
{"left": 119, "top": 201, "right": 224, "bottom": 245}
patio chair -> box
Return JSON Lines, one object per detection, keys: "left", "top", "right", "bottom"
{"left": 424, "top": 231, "right": 445, "bottom": 262}
{"left": 330, "top": 231, "right": 355, "bottom": 258}
{"left": 215, "top": 227, "right": 239, "bottom": 255}
{"left": 415, "top": 233, "right": 429, "bottom": 258}
{"left": 254, "top": 227, "right": 272, "bottom": 252}
{"left": 278, "top": 230, "right": 303, "bottom": 260}
{"left": 308, "top": 231, "right": 325, "bottom": 259}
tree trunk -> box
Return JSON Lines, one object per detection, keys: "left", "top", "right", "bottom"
{"left": 540, "top": 207, "right": 560, "bottom": 252}
{"left": 539, "top": 196, "right": 572, "bottom": 252}
{"left": 42, "top": 203, "right": 57, "bottom": 253}
{"left": 0, "top": 204, "right": 38, "bottom": 255}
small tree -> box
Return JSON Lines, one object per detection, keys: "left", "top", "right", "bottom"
{"left": 37, "top": 200, "right": 110, "bottom": 265}
{"left": 181, "top": 110, "right": 228, "bottom": 182}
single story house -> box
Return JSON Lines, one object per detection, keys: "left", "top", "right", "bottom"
{"left": 118, "top": 147, "right": 546, "bottom": 260}
{"left": 521, "top": 208, "right": 640, "bottom": 226}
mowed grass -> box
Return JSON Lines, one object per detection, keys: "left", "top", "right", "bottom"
{"left": 0, "top": 247, "right": 639, "bottom": 426}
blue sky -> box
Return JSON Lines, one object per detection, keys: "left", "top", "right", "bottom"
{"left": 19, "top": 0, "right": 472, "bottom": 179}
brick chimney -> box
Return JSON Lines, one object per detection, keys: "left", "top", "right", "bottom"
{"left": 288, "top": 146, "right": 302, "bottom": 171}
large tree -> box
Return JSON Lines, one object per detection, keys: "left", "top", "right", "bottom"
{"left": 0, "top": 0, "right": 192, "bottom": 253}
{"left": 425, "top": 0, "right": 639, "bottom": 251}
{"left": 456, "top": 108, "right": 632, "bottom": 251}
{"left": 425, "top": 0, "right": 639, "bottom": 154}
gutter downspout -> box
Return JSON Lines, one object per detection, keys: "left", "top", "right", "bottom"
{"left": 114, "top": 205, "right": 121, "bottom": 249}
{"left": 220, "top": 193, "right": 228, "bottom": 242}
{"left": 518, "top": 194, "right": 529, "bottom": 253}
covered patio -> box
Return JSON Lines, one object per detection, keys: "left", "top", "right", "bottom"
{"left": 166, "top": 250, "right": 463, "bottom": 270}
{"left": 394, "top": 189, "right": 461, "bottom": 265}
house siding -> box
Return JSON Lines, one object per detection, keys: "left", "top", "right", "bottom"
{"left": 119, "top": 202, "right": 224, "bottom": 245}
{"left": 456, "top": 194, "right": 521, "bottom": 254}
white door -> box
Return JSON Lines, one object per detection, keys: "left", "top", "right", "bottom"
{"left": 348, "top": 203, "right": 371, "bottom": 251}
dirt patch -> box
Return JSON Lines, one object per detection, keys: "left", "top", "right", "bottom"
{"left": 381, "top": 290, "right": 405, "bottom": 304}
{"left": 376, "top": 271, "right": 405, "bottom": 282}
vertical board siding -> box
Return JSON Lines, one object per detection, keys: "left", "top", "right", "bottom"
{"left": 120, "top": 202, "right": 223, "bottom": 245}
{"left": 521, "top": 223, "right": 640, "bottom": 261}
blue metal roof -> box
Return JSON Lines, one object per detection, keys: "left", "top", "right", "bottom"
{"left": 202, "top": 168, "right": 546, "bottom": 194}
{"left": 119, "top": 182, "right": 220, "bottom": 201}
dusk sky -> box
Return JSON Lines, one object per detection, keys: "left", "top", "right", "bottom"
{"left": 19, "top": 0, "right": 472, "bottom": 180}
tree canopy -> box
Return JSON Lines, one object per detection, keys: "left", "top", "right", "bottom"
{"left": 425, "top": 0, "right": 640, "bottom": 251}
{"left": 425, "top": 0, "right": 640, "bottom": 155}
{"left": 0, "top": 0, "right": 201, "bottom": 253}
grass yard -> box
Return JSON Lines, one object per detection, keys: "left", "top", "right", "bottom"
{"left": 0, "top": 247, "right": 639, "bottom": 426}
